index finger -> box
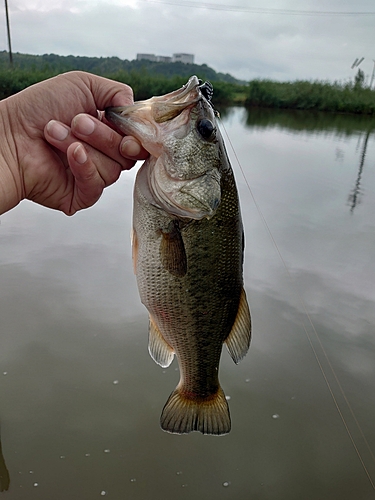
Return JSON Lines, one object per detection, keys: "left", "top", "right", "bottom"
{"left": 71, "top": 113, "right": 148, "bottom": 166}
{"left": 82, "top": 72, "right": 134, "bottom": 108}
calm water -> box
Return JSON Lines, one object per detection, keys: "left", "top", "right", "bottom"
{"left": 1, "top": 107, "right": 375, "bottom": 499}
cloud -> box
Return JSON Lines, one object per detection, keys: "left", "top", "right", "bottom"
{"left": 2, "top": 0, "right": 375, "bottom": 82}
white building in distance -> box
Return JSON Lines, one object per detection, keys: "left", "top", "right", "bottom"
{"left": 172, "top": 53, "right": 194, "bottom": 64}
{"left": 136, "top": 53, "right": 194, "bottom": 64}
{"left": 136, "top": 53, "right": 158, "bottom": 62}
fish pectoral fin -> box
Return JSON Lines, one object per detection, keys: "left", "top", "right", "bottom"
{"left": 148, "top": 315, "right": 175, "bottom": 368}
{"left": 160, "top": 386, "right": 231, "bottom": 435}
{"left": 160, "top": 220, "right": 187, "bottom": 277}
{"left": 225, "top": 288, "right": 251, "bottom": 364}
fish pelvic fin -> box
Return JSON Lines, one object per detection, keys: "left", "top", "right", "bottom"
{"left": 148, "top": 315, "right": 175, "bottom": 368}
{"left": 160, "top": 386, "right": 231, "bottom": 435}
{"left": 225, "top": 288, "right": 251, "bottom": 364}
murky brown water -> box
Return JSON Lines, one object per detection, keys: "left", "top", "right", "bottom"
{"left": 1, "top": 107, "right": 375, "bottom": 499}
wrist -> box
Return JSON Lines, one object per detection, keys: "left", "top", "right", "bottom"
{"left": 0, "top": 98, "right": 23, "bottom": 215}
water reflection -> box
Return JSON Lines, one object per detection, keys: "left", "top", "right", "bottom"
{"left": 241, "top": 106, "right": 375, "bottom": 137}
{"left": 348, "top": 129, "right": 373, "bottom": 212}
{"left": 234, "top": 106, "right": 375, "bottom": 215}
{"left": 0, "top": 432, "right": 10, "bottom": 492}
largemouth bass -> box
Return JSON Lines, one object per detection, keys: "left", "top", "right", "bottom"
{"left": 106, "top": 76, "right": 251, "bottom": 435}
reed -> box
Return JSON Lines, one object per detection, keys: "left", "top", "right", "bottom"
{"left": 245, "top": 79, "right": 375, "bottom": 115}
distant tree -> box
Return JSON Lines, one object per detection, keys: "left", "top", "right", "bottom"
{"left": 354, "top": 68, "right": 365, "bottom": 89}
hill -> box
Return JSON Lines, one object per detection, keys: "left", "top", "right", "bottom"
{"left": 0, "top": 51, "right": 241, "bottom": 84}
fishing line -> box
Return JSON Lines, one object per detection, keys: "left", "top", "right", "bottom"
{"left": 218, "top": 117, "right": 375, "bottom": 490}
{"left": 141, "top": 0, "right": 375, "bottom": 16}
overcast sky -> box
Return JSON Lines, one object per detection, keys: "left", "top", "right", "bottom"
{"left": 1, "top": 0, "right": 375, "bottom": 83}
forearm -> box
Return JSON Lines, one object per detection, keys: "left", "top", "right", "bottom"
{"left": 0, "top": 98, "right": 23, "bottom": 215}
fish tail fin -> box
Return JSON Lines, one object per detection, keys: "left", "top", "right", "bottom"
{"left": 160, "top": 386, "right": 231, "bottom": 435}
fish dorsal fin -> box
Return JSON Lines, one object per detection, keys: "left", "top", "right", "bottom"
{"left": 160, "top": 220, "right": 187, "bottom": 277}
{"left": 148, "top": 315, "right": 175, "bottom": 368}
{"left": 225, "top": 288, "right": 251, "bottom": 364}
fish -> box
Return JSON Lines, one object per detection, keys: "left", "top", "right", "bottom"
{"left": 106, "top": 76, "right": 251, "bottom": 435}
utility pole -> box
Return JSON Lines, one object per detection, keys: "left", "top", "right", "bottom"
{"left": 351, "top": 57, "right": 364, "bottom": 69}
{"left": 4, "top": 0, "right": 13, "bottom": 67}
{"left": 370, "top": 60, "right": 375, "bottom": 89}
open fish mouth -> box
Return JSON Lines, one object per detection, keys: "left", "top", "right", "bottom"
{"left": 106, "top": 76, "right": 203, "bottom": 127}
{"left": 105, "top": 75, "right": 216, "bottom": 134}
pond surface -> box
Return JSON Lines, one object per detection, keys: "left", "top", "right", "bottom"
{"left": 1, "top": 107, "right": 375, "bottom": 499}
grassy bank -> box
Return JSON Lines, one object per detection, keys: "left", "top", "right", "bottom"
{"left": 245, "top": 79, "right": 375, "bottom": 115}
{"left": 1, "top": 67, "right": 375, "bottom": 115}
{"left": 0, "top": 68, "right": 240, "bottom": 104}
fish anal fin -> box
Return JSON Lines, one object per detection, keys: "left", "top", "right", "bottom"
{"left": 160, "top": 220, "right": 187, "bottom": 277}
{"left": 160, "top": 386, "right": 231, "bottom": 435}
{"left": 148, "top": 315, "right": 174, "bottom": 368}
{"left": 225, "top": 288, "right": 251, "bottom": 364}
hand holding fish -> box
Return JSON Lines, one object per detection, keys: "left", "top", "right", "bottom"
{"left": 0, "top": 71, "right": 148, "bottom": 216}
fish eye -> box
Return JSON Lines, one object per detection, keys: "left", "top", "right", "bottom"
{"left": 197, "top": 119, "right": 216, "bottom": 140}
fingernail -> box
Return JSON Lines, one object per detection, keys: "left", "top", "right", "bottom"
{"left": 73, "top": 144, "right": 87, "bottom": 164}
{"left": 73, "top": 115, "right": 95, "bottom": 136}
{"left": 121, "top": 138, "right": 142, "bottom": 157}
{"left": 47, "top": 120, "right": 69, "bottom": 141}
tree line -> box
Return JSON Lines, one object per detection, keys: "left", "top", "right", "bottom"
{"left": 1, "top": 51, "right": 375, "bottom": 114}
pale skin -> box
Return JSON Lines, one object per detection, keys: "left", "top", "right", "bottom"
{"left": 0, "top": 71, "right": 148, "bottom": 216}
